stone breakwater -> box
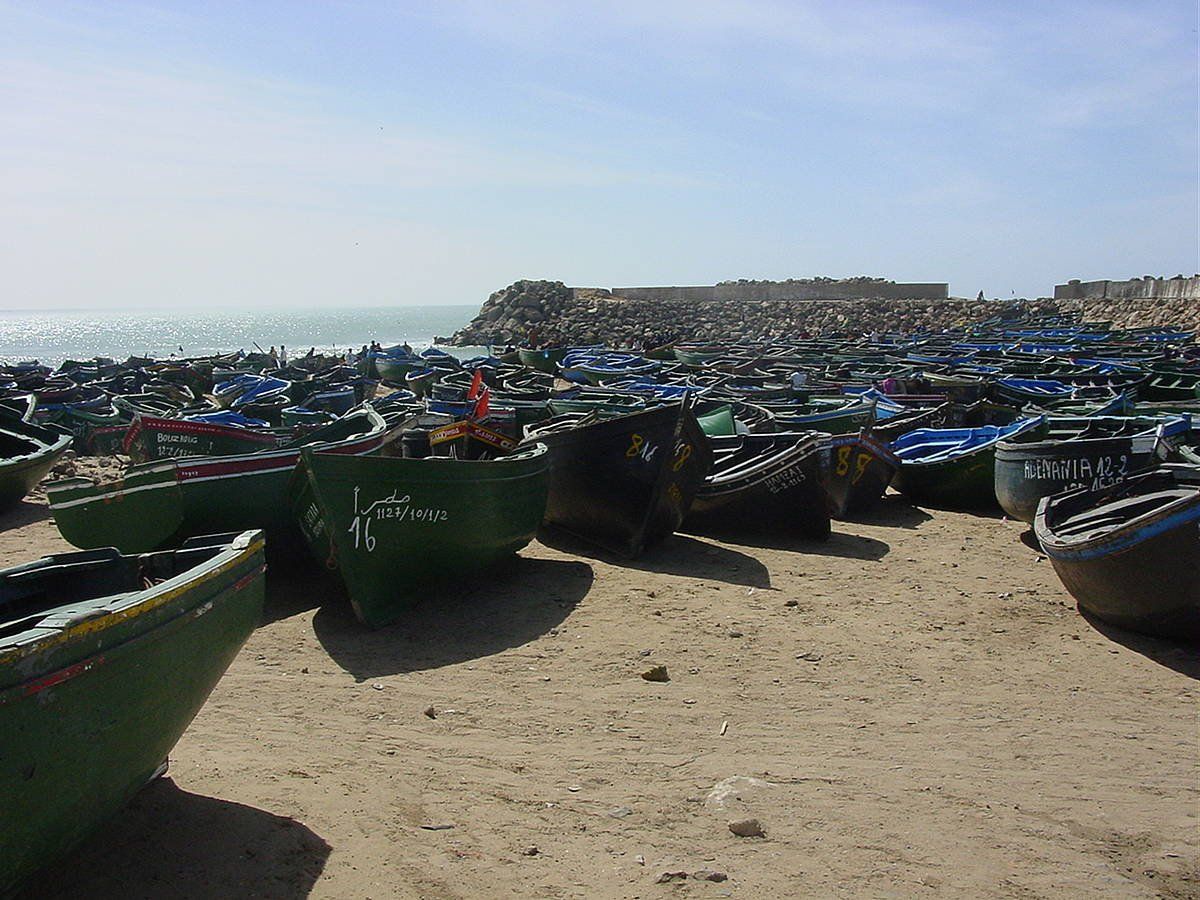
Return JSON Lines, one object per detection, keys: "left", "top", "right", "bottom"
{"left": 444, "top": 279, "right": 1200, "bottom": 346}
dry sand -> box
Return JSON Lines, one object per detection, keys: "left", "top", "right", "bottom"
{"left": 7, "top": 478, "right": 1198, "bottom": 899}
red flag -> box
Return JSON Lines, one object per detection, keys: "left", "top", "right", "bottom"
{"left": 467, "top": 368, "right": 484, "bottom": 401}
{"left": 472, "top": 387, "right": 490, "bottom": 421}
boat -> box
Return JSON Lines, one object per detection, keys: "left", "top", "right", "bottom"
{"left": 1035, "top": 464, "right": 1199, "bottom": 639}
{"left": 994, "top": 416, "right": 1189, "bottom": 523}
{"left": 823, "top": 431, "right": 900, "bottom": 518}
{"left": 518, "top": 346, "right": 568, "bottom": 374}
{"left": 521, "top": 401, "right": 713, "bottom": 556}
{"left": 0, "top": 530, "right": 266, "bottom": 895}
{"left": 123, "top": 414, "right": 282, "bottom": 462}
{"left": 0, "top": 418, "right": 72, "bottom": 511}
{"left": 760, "top": 397, "right": 876, "bottom": 434}
{"left": 291, "top": 444, "right": 549, "bottom": 627}
{"left": 891, "top": 417, "right": 1044, "bottom": 508}
{"left": 685, "top": 432, "right": 831, "bottom": 538}
{"left": 47, "top": 408, "right": 395, "bottom": 553}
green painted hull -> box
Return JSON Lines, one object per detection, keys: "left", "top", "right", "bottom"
{"left": 374, "top": 357, "right": 417, "bottom": 383}
{"left": 292, "top": 445, "right": 549, "bottom": 627}
{"left": 48, "top": 410, "right": 395, "bottom": 553}
{"left": 0, "top": 531, "right": 266, "bottom": 896}
{"left": 892, "top": 448, "right": 1000, "bottom": 508}
{"left": 0, "top": 420, "right": 72, "bottom": 511}
{"left": 518, "top": 347, "right": 567, "bottom": 374}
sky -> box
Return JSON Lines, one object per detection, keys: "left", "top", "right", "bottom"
{"left": 1, "top": 1, "right": 1197, "bottom": 309}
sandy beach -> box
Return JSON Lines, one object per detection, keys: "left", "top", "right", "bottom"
{"left": 5, "top": 474, "right": 1195, "bottom": 899}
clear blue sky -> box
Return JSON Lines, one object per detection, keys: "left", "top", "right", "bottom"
{"left": 2, "top": 1, "right": 1196, "bottom": 308}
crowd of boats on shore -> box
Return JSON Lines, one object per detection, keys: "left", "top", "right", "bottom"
{"left": 1, "top": 312, "right": 1199, "bottom": 892}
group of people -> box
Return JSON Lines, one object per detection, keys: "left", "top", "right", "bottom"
{"left": 344, "top": 340, "right": 415, "bottom": 365}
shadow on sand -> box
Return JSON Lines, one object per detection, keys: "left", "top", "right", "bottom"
{"left": 681, "top": 523, "right": 890, "bottom": 562}
{"left": 538, "top": 529, "right": 772, "bottom": 589}
{"left": 260, "top": 547, "right": 342, "bottom": 626}
{"left": 312, "top": 555, "right": 594, "bottom": 680}
{"left": 1078, "top": 608, "right": 1200, "bottom": 680}
{"left": 839, "top": 496, "right": 933, "bottom": 530}
{"left": 32, "top": 778, "right": 330, "bottom": 899}
{"left": 0, "top": 500, "right": 53, "bottom": 532}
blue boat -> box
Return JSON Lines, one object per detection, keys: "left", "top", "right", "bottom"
{"left": 891, "top": 417, "right": 1043, "bottom": 507}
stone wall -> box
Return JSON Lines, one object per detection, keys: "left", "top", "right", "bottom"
{"left": 599, "top": 278, "right": 948, "bottom": 303}
{"left": 1054, "top": 275, "right": 1200, "bottom": 301}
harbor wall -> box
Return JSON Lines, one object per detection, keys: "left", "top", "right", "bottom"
{"left": 1054, "top": 276, "right": 1200, "bottom": 301}
{"left": 586, "top": 280, "right": 949, "bottom": 303}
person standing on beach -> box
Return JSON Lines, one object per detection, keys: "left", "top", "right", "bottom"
{"left": 279, "top": 345, "right": 288, "bottom": 365}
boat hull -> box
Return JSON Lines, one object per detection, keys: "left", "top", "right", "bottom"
{"left": 292, "top": 446, "right": 549, "bottom": 627}
{"left": 48, "top": 411, "right": 395, "bottom": 552}
{"left": 823, "top": 432, "right": 899, "bottom": 518}
{"left": 0, "top": 532, "right": 266, "bottom": 895}
{"left": 995, "top": 433, "right": 1159, "bottom": 523}
{"left": 124, "top": 415, "right": 282, "bottom": 463}
{"left": 686, "top": 433, "right": 831, "bottom": 538}
{"left": 0, "top": 420, "right": 72, "bottom": 511}
{"left": 1036, "top": 469, "right": 1199, "bottom": 639}
{"left": 524, "top": 403, "right": 713, "bottom": 557}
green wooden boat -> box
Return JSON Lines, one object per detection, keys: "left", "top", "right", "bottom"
{"left": 891, "top": 417, "right": 1044, "bottom": 508}
{"left": 518, "top": 347, "right": 567, "bottom": 374}
{"left": 0, "top": 418, "right": 72, "bottom": 511}
{"left": 47, "top": 409, "right": 395, "bottom": 553}
{"left": 0, "top": 530, "right": 266, "bottom": 895}
{"left": 291, "top": 444, "right": 549, "bottom": 627}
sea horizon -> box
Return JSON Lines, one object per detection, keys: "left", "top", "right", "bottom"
{"left": 0, "top": 304, "right": 480, "bottom": 366}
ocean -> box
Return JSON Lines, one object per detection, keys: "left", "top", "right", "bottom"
{"left": 0, "top": 305, "right": 478, "bottom": 367}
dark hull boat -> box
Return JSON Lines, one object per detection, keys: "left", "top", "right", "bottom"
{"left": 1035, "top": 465, "right": 1199, "bottom": 639}
{"left": 0, "top": 531, "right": 266, "bottom": 895}
{"left": 823, "top": 431, "right": 899, "bottom": 518}
{"left": 0, "top": 418, "right": 72, "bottom": 511}
{"left": 994, "top": 418, "right": 1187, "bottom": 523}
{"left": 292, "top": 444, "right": 549, "bottom": 628}
{"left": 522, "top": 402, "right": 713, "bottom": 556}
{"left": 685, "top": 432, "right": 830, "bottom": 539}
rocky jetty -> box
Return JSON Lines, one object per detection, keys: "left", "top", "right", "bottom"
{"left": 444, "top": 278, "right": 1199, "bottom": 347}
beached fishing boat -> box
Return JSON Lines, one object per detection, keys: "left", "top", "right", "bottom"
{"left": 685, "top": 432, "right": 831, "bottom": 538}
{"left": 994, "top": 417, "right": 1188, "bottom": 523}
{"left": 891, "top": 417, "right": 1043, "bottom": 508}
{"left": 48, "top": 409, "right": 395, "bottom": 553}
{"left": 761, "top": 397, "right": 876, "bottom": 434}
{"left": 0, "top": 530, "right": 266, "bottom": 895}
{"left": 1035, "top": 464, "right": 1199, "bottom": 639}
{"left": 123, "top": 414, "right": 282, "bottom": 462}
{"left": 0, "top": 418, "right": 72, "bottom": 511}
{"left": 518, "top": 346, "right": 568, "bottom": 374}
{"left": 521, "top": 401, "right": 713, "bottom": 556}
{"left": 292, "top": 444, "right": 549, "bottom": 627}
{"left": 823, "top": 431, "right": 899, "bottom": 518}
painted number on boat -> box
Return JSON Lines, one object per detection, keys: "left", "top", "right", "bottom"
{"left": 672, "top": 443, "right": 693, "bottom": 471}
{"left": 834, "top": 446, "right": 873, "bottom": 484}
{"left": 626, "top": 433, "right": 659, "bottom": 463}
{"left": 1022, "top": 453, "right": 1130, "bottom": 491}
{"left": 348, "top": 487, "right": 449, "bottom": 552}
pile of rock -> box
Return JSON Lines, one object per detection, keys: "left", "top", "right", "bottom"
{"left": 445, "top": 280, "right": 1059, "bottom": 346}
{"left": 1059, "top": 297, "right": 1200, "bottom": 333}
{"left": 444, "top": 278, "right": 1200, "bottom": 347}
{"left": 446, "top": 280, "right": 574, "bottom": 346}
